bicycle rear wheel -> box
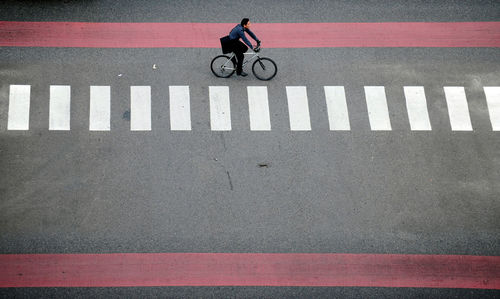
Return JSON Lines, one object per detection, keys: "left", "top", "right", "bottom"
{"left": 211, "top": 55, "right": 236, "bottom": 78}
{"left": 252, "top": 57, "right": 277, "bottom": 81}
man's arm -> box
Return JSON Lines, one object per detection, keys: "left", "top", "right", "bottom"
{"left": 239, "top": 29, "right": 253, "bottom": 49}
{"left": 245, "top": 28, "right": 260, "bottom": 43}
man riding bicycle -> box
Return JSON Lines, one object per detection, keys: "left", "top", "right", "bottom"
{"left": 229, "top": 18, "right": 261, "bottom": 77}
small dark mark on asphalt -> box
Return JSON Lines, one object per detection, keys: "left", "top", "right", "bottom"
{"left": 226, "top": 171, "right": 233, "bottom": 191}
{"left": 123, "top": 110, "right": 130, "bottom": 121}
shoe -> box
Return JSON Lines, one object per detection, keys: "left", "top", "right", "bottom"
{"left": 237, "top": 71, "right": 248, "bottom": 77}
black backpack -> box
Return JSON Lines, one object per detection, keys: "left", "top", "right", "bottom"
{"left": 220, "top": 35, "right": 232, "bottom": 54}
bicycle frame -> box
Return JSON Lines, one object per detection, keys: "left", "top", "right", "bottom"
{"left": 222, "top": 51, "right": 261, "bottom": 71}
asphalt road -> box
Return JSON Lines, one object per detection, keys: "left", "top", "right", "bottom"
{"left": 1, "top": 0, "right": 499, "bottom": 22}
{"left": 1, "top": 0, "right": 499, "bottom": 297}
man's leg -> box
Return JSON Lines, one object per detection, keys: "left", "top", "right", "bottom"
{"left": 230, "top": 40, "right": 237, "bottom": 65}
{"left": 235, "top": 41, "right": 248, "bottom": 75}
{"left": 235, "top": 51, "right": 244, "bottom": 74}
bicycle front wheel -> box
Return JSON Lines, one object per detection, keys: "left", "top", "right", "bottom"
{"left": 211, "top": 55, "right": 235, "bottom": 78}
{"left": 252, "top": 57, "right": 277, "bottom": 81}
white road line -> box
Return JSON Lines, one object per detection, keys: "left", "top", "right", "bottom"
{"left": 324, "top": 86, "right": 350, "bottom": 131}
{"left": 286, "top": 86, "right": 311, "bottom": 131}
{"left": 49, "top": 85, "right": 71, "bottom": 130}
{"left": 444, "top": 87, "right": 472, "bottom": 131}
{"left": 89, "top": 86, "right": 111, "bottom": 131}
{"left": 364, "top": 86, "right": 392, "bottom": 131}
{"left": 7, "top": 85, "right": 31, "bottom": 130}
{"left": 404, "top": 86, "right": 432, "bottom": 131}
{"left": 209, "top": 86, "right": 231, "bottom": 131}
{"left": 131, "top": 86, "right": 152, "bottom": 131}
{"left": 484, "top": 87, "right": 500, "bottom": 131}
{"left": 248, "top": 86, "right": 271, "bottom": 131}
{"left": 169, "top": 86, "right": 191, "bottom": 131}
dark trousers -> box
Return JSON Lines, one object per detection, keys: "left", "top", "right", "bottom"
{"left": 231, "top": 40, "right": 248, "bottom": 74}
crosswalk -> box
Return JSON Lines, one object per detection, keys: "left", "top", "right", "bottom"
{"left": 49, "top": 85, "right": 71, "bottom": 131}
{"left": 3, "top": 84, "right": 500, "bottom": 132}
{"left": 209, "top": 86, "right": 232, "bottom": 131}
{"left": 403, "top": 86, "right": 432, "bottom": 131}
{"left": 444, "top": 86, "right": 473, "bottom": 131}
{"left": 89, "top": 86, "right": 111, "bottom": 131}
{"left": 248, "top": 86, "right": 271, "bottom": 131}
{"left": 286, "top": 86, "right": 312, "bottom": 131}
{"left": 324, "top": 86, "right": 350, "bottom": 131}
{"left": 364, "top": 86, "right": 392, "bottom": 131}
{"left": 7, "top": 85, "right": 30, "bottom": 130}
{"left": 169, "top": 86, "right": 191, "bottom": 131}
{"left": 130, "top": 86, "right": 152, "bottom": 131}
{"left": 485, "top": 87, "right": 500, "bottom": 131}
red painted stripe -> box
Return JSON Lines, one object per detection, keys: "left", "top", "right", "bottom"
{"left": 0, "top": 253, "right": 499, "bottom": 288}
{"left": 0, "top": 22, "right": 499, "bottom": 48}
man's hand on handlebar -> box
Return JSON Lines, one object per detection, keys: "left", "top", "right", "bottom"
{"left": 254, "top": 40, "right": 261, "bottom": 52}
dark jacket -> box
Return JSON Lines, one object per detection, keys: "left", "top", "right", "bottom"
{"left": 229, "top": 24, "right": 259, "bottom": 49}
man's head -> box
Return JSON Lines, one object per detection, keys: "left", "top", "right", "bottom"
{"left": 241, "top": 18, "right": 251, "bottom": 29}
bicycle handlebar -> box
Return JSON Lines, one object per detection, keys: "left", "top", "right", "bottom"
{"left": 254, "top": 41, "right": 261, "bottom": 52}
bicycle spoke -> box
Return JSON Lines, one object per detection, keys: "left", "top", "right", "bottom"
{"left": 252, "top": 58, "right": 277, "bottom": 81}
{"left": 258, "top": 60, "right": 266, "bottom": 70}
{"left": 211, "top": 55, "right": 236, "bottom": 78}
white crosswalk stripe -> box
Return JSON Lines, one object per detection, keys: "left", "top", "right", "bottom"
{"left": 484, "top": 86, "right": 500, "bottom": 131}
{"left": 248, "top": 86, "right": 271, "bottom": 131}
{"left": 364, "top": 86, "right": 392, "bottom": 131}
{"left": 89, "top": 86, "right": 111, "bottom": 131}
{"left": 49, "top": 85, "right": 71, "bottom": 130}
{"left": 324, "top": 86, "right": 350, "bottom": 131}
{"left": 131, "top": 86, "right": 151, "bottom": 131}
{"left": 5, "top": 84, "right": 500, "bottom": 132}
{"left": 169, "top": 86, "right": 192, "bottom": 131}
{"left": 444, "top": 86, "right": 473, "bottom": 131}
{"left": 286, "top": 86, "right": 311, "bottom": 131}
{"left": 209, "top": 86, "right": 231, "bottom": 131}
{"left": 7, "top": 85, "right": 31, "bottom": 130}
{"left": 404, "top": 86, "right": 432, "bottom": 131}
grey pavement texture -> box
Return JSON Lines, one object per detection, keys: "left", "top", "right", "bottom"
{"left": 1, "top": 0, "right": 500, "bottom": 298}
{"left": 1, "top": 47, "right": 499, "bottom": 298}
{"left": 0, "top": 47, "right": 499, "bottom": 255}
{"left": 0, "top": 0, "right": 499, "bottom": 22}
{"left": 1, "top": 286, "right": 499, "bottom": 298}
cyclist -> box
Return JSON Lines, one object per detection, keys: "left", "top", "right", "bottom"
{"left": 229, "top": 18, "right": 261, "bottom": 77}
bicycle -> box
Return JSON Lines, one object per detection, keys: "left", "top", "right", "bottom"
{"left": 210, "top": 45, "right": 277, "bottom": 81}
